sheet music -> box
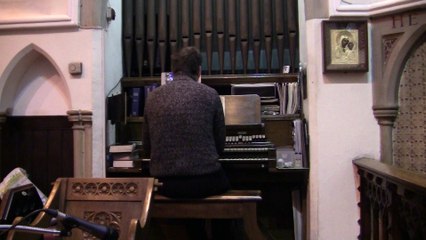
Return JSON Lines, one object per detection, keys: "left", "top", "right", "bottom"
{"left": 286, "top": 83, "right": 294, "bottom": 114}
{"left": 283, "top": 82, "right": 299, "bottom": 114}
{"left": 293, "top": 119, "right": 302, "bottom": 154}
{"left": 276, "top": 82, "right": 288, "bottom": 115}
{"left": 291, "top": 82, "right": 299, "bottom": 114}
{"left": 220, "top": 95, "right": 261, "bottom": 125}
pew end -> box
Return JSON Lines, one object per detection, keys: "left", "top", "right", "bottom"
{"left": 3, "top": 178, "right": 156, "bottom": 240}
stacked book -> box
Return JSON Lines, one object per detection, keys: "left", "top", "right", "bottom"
{"left": 261, "top": 97, "right": 280, "bottom": 116}
{"left": 127, "top": 83, "right": 159, "bottom": 117}
{"left": 275, "top": 82, "right": 300, "bottom": 115}
{"left": 109, "top": 144, "right": 137, "bottom": 168}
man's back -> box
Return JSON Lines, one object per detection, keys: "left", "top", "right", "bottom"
{"left": 143, "top": 74, "right": 226, "bottom": 177}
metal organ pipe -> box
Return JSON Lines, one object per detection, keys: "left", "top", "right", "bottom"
{"left": 216, "top": 0, "right": 225, "bottom": 74}
{"left": 134, "top": 0, "right": 145, "bottom": 77}
{"left": 205, "top": 0, "right": 213, "bottom": 74}
{"left": 123, "top": 0, "right": 134, "bottom": 77}
{"left": 251, "top": 0, "right": 261, "bottom": 73}
{"left": 146, "top": 0, "right": 156, "bottom": 76}
{"left": 263, "top": 0, "right": 273, "bottom": 72}
{"left": 158, "top": 0, "right": 167, "bottom": 73}
{"left": 121, "top": 0, "right": 298, "bottom": 76}
{"left": 181, "top": 0, "right": 190, "bottom": 47}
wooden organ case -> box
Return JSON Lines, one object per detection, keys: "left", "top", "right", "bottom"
{"left": 109, "top": 0, "right": 309, "bottom": 239}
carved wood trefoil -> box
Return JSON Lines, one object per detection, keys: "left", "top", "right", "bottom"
{"left": 82, "top": 211, "right": 122, "bottom": 240}
{"left": 71, "top": 181, "right": 139, "bottom": 196}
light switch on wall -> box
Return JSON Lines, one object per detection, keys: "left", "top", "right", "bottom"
{"left": 69, "top": 62, "right": 83, "bottom": 75}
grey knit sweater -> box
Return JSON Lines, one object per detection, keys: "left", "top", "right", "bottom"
{"left": 142, "top": 74, "right": 226, "bottom": 177}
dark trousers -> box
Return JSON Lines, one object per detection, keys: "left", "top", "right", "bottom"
{"left": 156, "top": 168, "right": 231, "bottom": 198}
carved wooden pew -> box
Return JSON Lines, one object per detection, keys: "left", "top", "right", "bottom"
{"left": 6, "top": 178, "right": 156, "bottom": 240}
{"left": 151, "top": 190, "right": 266, "bottom": 240}
{"left": 354, "top": 158, "right": 426, "bottom": 240}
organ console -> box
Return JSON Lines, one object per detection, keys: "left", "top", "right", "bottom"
{"left": 108, "top": 114, "right": 308, "bottom": 240}
{"left": 113, "top": 1, "right": 307, "bottom": 238}
{"left": 220, "top": 124, "right": 276, "bottom": 164}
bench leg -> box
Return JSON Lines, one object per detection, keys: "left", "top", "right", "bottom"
{"left": 242, "top": 203, "right": 266, "bottom": 240}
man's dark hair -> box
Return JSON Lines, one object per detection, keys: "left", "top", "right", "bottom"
{"left": 171, "top": 47, "right": 202, "bottom": 80}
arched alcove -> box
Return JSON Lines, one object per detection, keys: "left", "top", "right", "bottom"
{"left": 372, "top": 10, "right": 426, "bottom": 165}
{"left": 0, "top": 43, "right": 71, "bottom": 115}
{"left": 0, "top": 44, "right": 74, "bottom": 194}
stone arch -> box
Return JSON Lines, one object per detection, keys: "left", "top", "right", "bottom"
{"left": 392, "top": 40, "right": 426, "bottom": 173}
{"left": 373, "top": 20, "right": 426, "bottom": 164}
{"left": 0, "top": 43, "right": 71, "bottom": 115}
{"left": 382, "top": 25, "right": 426, "bottom": 107}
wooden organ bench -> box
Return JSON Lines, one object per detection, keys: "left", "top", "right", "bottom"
{"left": 151, "top": 190, "right": 266, "bottom": 240}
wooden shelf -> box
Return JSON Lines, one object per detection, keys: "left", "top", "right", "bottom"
{"left": 126, "top": 116, "right": 144, "bottom": 123}
{"left": 262, "top": 114, "right": 301, "bottom": 121}
{"left": 270, "top": 167, "right": 309, "bottom": 173}
{"left": 202, "top": 73, "right": 298, "bottom": 85}
{"left": 125, "top": 114, "right": 302, "bottom": 123}
{"left": 107, "top": 167, "right": 142, "bottom": 173}
{"left": 121, "top": 73, "right": 298, "bottom": 87}
{"left": 121, "top": 78, "right": 160, "bottom": 87}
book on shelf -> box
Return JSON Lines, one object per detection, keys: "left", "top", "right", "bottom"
{"left": 144, "top": 83, "right": 159, "bottom": 97}
{"left": 261, "top": 104, "right": 280, "bottom": 116}
{"left": 112, "top": 160, "right": 134, "bottom": 168}
{"left": 276, "top": 82, "right": 299, "bottom": 115}
{"left": 125, "top": 84, "right": 159, "bottom": 118}
{"left": 129, "top": 87, "right": 143, "bottom": 116}
{"left": 109, "top": 143, "right": 136, "bottom": 153}
{"left": 109, "top": 146, "right": 140, "bottom": 168}
{"left": 111, "top": 152, "right": 136, "bottom": 161}
{"left": 293, "top": 119, "right": 308, "bottom": 168}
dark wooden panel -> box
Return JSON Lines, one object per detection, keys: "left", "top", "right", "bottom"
{"left": 264, "top": 119, "right": 294, "bottom": 147}
{"left": 0, "top": 116, "right": 74, "bottom": 195}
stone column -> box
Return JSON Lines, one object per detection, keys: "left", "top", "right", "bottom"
{"left": 67, "top": 110, "right": 93, "bottom": 177}
{"left": 373, "top": 105, "right": 398, "bottom": 165}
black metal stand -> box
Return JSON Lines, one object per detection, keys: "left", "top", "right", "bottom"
{"left": 0, "top": 224, "right": 63, "bottom": 237}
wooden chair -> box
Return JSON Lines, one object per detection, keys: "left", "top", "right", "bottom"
{"left": 151, "top": 190, "right": 266, "bottom": 240}
{"left": 6, "top": 177, "right": 157, "bottom": 240}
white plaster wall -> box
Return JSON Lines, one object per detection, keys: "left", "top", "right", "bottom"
{"left": 0, "top": 30, "right": 97, "bottom": 111}
{"left": 329, "top": 0, "right": 426, "bottom": 16}
{"left": 0, "top": 0, "right": 123, "bottom": 178}
{"left": 0, "top": 28, "right": 105, "bottom": 178}
{"left": 91, "top": 29, "right": 106, "bottom": 177}
{"left": 0, "top": 0, "right": 112, "bottom": 180}
{"left": 100, "top": 0, "right": 123, "bottom": 176}
{"left": 0, "top": 0, "right": 79, "bottom": 29}
{"left": 12, "top": 55, "right": 70, "bottom": 115}
{"left": 305, "top": 19, "right": 380, "bottom": 239}
{"left": 105, "top": 0, "right": 123, "bottom": 149}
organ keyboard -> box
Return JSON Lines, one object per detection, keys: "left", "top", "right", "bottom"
{"left": 220, "top": 124, "right": 276, "bottom": 164}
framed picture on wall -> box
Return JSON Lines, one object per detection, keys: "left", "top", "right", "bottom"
{"left": 322, "top": 20, "right": 368, "bottom": 73}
